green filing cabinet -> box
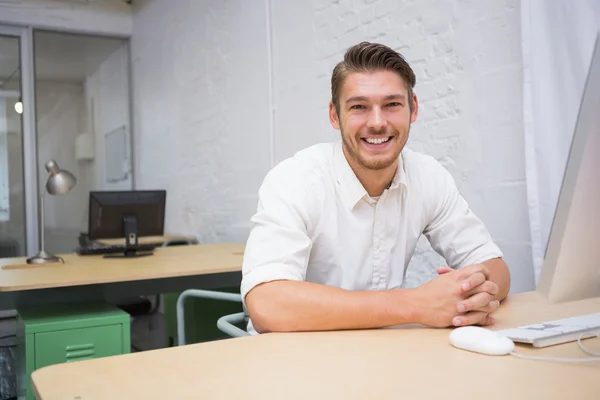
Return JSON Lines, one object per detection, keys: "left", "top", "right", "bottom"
{"left": 16, "top": 303, "right": 131, "bottom": 400}
{"left": 164, "top": 286, "right": 244, "bottom": 346}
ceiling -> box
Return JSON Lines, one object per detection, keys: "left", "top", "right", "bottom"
{"left": 0, "top": 31, "right": 125, "bottom": 88}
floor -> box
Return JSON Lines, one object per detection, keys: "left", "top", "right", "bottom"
{"left": 130, "top": 312, "right": 167, "bottom": 352}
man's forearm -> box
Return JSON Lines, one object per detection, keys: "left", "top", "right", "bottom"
{"left": 482, "top": 257, "right": 511, "bottom": 301}
{"left": 245, "top": 281, "right": 420, "bottom": 333}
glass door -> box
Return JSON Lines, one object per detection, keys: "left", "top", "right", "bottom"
{"left": 32, "top": 31, "right": 132, "bottom": 254}
{"left": 0, "top": 25, "right": 39, "bottom": 258}
{"left": 0, "top": 34, "right": 27, "bottom": 256}
{"left": 0, "top": 25, "right": 135, "bottom": 259}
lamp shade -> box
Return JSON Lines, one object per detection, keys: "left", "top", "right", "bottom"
{"left": 44, "top": 160, "right": 76, "bottom": 195}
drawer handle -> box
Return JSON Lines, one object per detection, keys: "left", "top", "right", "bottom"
{"left": 66, "top": 344, "right": 94, "bottom": 351}
{"left": 65, "top": 343, "right": 96, "bottom": 361}
{"left": 66, "top": 349, "right": 95, "bottom": 359}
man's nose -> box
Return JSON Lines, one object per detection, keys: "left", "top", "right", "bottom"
{"left": 366, "top": 106, "right": 386, "bottom": 131}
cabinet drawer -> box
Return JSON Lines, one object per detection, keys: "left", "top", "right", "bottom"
{"left": 35, "top": 324, "right": 124, "bottom": 369}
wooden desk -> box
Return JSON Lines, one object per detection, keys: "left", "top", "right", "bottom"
{"left": 31, "top": 291, "right": 600, "bottom": 400}
{"left": 0, "top": 243, "right": 243, "bottom": 291}
{"left": 0, "top": 244, "right": 244, "bottom": 310}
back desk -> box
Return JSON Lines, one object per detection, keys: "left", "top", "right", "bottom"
{"left": 0, "top": 243, "right": 244, "bottom": 309}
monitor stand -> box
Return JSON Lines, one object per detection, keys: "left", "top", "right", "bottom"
{"left": 104, "top": 214, "right": 154, "bottom": 258}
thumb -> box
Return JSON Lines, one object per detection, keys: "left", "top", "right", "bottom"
{"left": 437, "top": 266, "right": 453, "bottom": 275}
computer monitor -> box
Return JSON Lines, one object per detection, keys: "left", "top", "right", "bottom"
{"left": 536, "top": 35, "right": 600, "bottom": 303}
{"left": 88, "top": 190, "right": 166, "bottom": 258}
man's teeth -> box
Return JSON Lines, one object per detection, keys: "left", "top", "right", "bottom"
{"left": 365, "top": 137, "right": 390, "bottom": 144}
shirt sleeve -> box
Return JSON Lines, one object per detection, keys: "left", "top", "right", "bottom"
{"left": 422, "top": 161, "right": 503, "bottom": 269}
{"left": 240, "top": 160, "right": 316, "bottom": 305}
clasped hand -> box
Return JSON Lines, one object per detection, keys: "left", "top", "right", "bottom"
{"left": 417, "top": 264, "right": 500, "bottom": 328}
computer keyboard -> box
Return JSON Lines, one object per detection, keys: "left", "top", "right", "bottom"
{"left": 497, "top": 312, "right": 600, "bottom": 347}
{"left": 76, "top": 243, "right": 157, "bottom": 256}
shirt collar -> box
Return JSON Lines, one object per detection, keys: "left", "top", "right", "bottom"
{"left": 333, "top": 140, "right": 408, "bottom": 211}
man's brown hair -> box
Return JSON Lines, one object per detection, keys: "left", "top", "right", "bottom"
{"left": 331, "top": 42, "right": 416, "bottom": 115}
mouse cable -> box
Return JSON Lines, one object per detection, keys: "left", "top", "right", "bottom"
{"left": 509, "top": 333, "right": 600, "bottom": 363}
{"left": 578, "top": 333, "right": 600, "bottom": 357}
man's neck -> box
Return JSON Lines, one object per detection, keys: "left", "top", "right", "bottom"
{"left": 343, "top": 148, "right": 398, "bottom": 197}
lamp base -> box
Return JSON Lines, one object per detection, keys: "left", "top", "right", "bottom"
{"left": 26, "top": 250, "right": 64, "bottom": 264}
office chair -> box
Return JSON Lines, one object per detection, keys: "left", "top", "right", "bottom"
{"left": 176, "top": 289, "right": 249, "bottom": 345}
{"left": 128, "top": 237, "right": 199, "bottom": 351}
{"left": 119, "top": 237, "right": 198, "bottom": 318}
{"left": 145, "top": 237, "right": 200, "bottom": 315}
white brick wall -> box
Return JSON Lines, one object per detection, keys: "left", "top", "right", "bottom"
{"left": 131, "top": 0, "right": 272, "bottom": 244}
{"left": 132, "top": 0, "right": 535, "bottom": 292}
{"left": 85, "top": 44, "right": 132, "bottom": 192}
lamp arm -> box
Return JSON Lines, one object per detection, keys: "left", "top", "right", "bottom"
{"left": 26, "top": 171, "right": 67, "bottom": 264}
{"left": 38, "top": 176, "right": 50, "bottom": 252}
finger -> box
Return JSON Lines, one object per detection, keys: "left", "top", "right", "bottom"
{"left": 465, "top": 280, "right": 499, "bottom": 297}
{"left": 457, "top": 292, "right": 494, "bottom": 313}
{"left": 472, "top": 300, "right": 500, "bottom": 314}
{"left": 458, "top": 263, "right": 491, "bottom": 281}
{"left": 452, "top": 311, "right": 492, "bottom": 327}
{"left": 437, "top": 266, "right": 453, "bottom": 275}
{"left": 477, "top": 315, "right": 496, "bottom": 326}
{"left": 459, "top": 272, "right": 487, "bottom": 292}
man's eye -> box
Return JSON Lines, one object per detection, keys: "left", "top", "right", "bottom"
{"left": 350, "top": 104, "right": 366, "bottom": 110}
{"left": 387, "top": 102, "right": 401, "bottom": 107}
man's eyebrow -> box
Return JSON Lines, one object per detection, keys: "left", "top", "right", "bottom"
{"left": 345, "top": 96, "right": 369, "bottom": 103}
{"left": 384, "top": 94, "right": 406, "bottom": 101}
{"left": 345, "top": 94, "right": 407, "bottom": 103}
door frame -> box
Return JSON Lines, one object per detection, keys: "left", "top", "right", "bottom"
{"left": 0, "top": 25, "right": 39, "bottom": 256}
{"left": 0, "top": 24, "right": 136, "bottom": 258}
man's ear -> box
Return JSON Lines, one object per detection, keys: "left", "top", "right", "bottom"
{"left": 329, "top": 101, "right": 341, "bottom": 130}
{"left": 410, "top": 93, "right": 419, "bottom": 123}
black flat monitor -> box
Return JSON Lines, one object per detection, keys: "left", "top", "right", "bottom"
{"left": 88, "top": 190, "right": 166, "bottom": 258}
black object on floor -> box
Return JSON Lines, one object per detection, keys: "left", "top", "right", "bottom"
{"left": 117, "top": 297, "right": 152, "bottom": 316}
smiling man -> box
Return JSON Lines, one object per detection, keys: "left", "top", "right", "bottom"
{"left": 241, "top": 42, "right": 511, "bottom": 334}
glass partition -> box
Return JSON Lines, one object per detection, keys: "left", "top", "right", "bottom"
{"left": 33, "top": 31, "right": 132, "bottom": 253}
{"left": 0, "top": 35, "right": 27, "bottom": 257}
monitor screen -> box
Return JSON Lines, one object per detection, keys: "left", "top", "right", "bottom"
{"left": 88, "top": 190, "right": 166, "bottom": 240}
{"left": 537, "top": 35, "right": 600, "bottom": 302}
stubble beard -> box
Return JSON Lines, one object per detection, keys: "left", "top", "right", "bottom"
{"left": 340, "top": 124, "right": 409, "bottom": 171}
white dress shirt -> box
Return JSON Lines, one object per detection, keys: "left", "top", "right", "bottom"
{"left": 241, "top": 140, "right": 503, "bottom": 333}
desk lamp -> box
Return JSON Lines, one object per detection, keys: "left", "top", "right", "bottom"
{"left": 26, "top": 160, "right": 77, "bottom": 264}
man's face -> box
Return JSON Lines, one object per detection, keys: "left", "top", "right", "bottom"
{"left": 329, "top": 70, "right": 418, "bottom": 171}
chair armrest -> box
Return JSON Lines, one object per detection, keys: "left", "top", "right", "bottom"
{"left": 176, "top": 289, "right": 243, "bottom": 345}
{"left": 217, "top": 312, "right": 250, "bottom": 337}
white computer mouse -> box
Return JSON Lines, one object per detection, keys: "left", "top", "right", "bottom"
{"left": 449, "top": 326, "right": 515, "bottom": 356}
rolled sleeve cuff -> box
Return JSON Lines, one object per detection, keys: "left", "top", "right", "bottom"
{"left": 241, "top": 263, "right": 305, "bottom": 306}
{"left": 458, "top": 242, "right": 504, "bottom": 268}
